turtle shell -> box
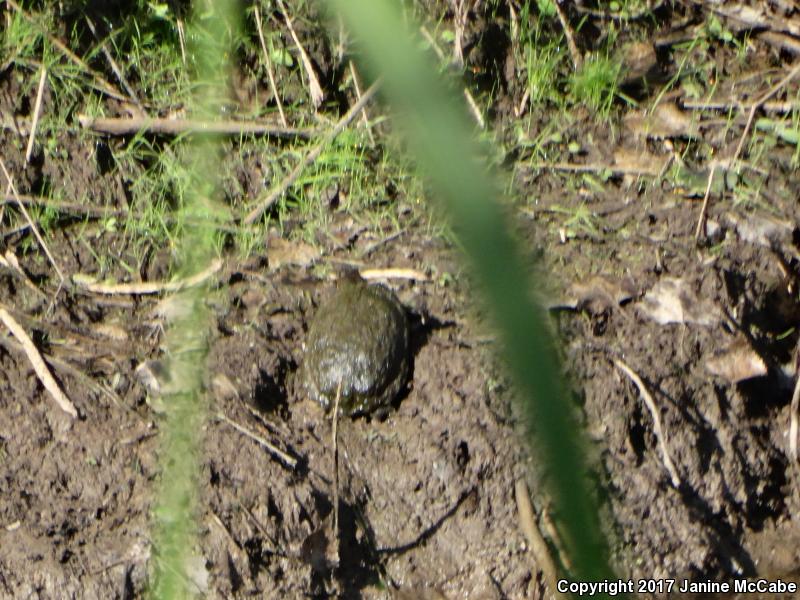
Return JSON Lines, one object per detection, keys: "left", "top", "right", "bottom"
{"left": 300, "top": 278, "right": 409, "bottom": 416}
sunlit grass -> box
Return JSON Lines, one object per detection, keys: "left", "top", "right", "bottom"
{"left": 570, "top": 53, "right": 622, "bottom": 118}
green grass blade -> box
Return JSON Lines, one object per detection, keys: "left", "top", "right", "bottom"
{"left": 149, "top": 1, "right": 238, "bottom": 598}
{"left": 328, "top": 0, "right": 617, "bottom": 589}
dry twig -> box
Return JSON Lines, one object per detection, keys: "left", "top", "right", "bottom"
{"left": 2, "top": 192, "right": 127, "bottom": 218}
{"left": 0, "top": 157, "right": 64, "bottom": 282}
{"left": 732, "top": 61, "right": 800, "bottom": 164}
{"left": 554, "top": 0, "right": 582, "bottom": 70}
{"left": 275, "top": 0, "right": 324, "bottom": 109}
{"left": 243, "top": 80, "right": 381, "bottom": 224}
{"left": 360, "top": 267, "right": 429, "bottom": 282}
{"left": 694, "top": 163, "right": 717, "bottom": 242}
{"left": 514, "top": 479, "right": 567, "bottom": 600}
{"left": 0, "top": 306, "right": 77, "bottom": 417}
{"left": 331, "top": 380, "right": 342, "bottom": 562}
{"left": 682, "top": 99, "right": 800, "bottom": 114}
{"left": 84, "top": 16, "right": 144, "bottom": 112}
{"left": 349, "top": 61, "right": 376, "bottom": 144}
{"left": 77, "top": 114, "right": 311, "bottom": 138}
{"left": 73, "top": 259, "right": 222, "bottom": 295}
{"left": 216, "top": 412, "right": 297, "bottom": 470}
{"left": 419, "top": 26, "right": 485, "bottom": 129}
{"left": 528, "top": 161, "right": 660, "bottom": 177}
{"left": 25, "top": 66, "right": 46, "bottom": 163}
{"left": 254, "top": 4, "right": 288, "bottom": 128}
{"left": 614, "top": 358, "right": 681, "bottom": 487}
{"left": 790, "top": 364, "right": 800, "bottom": 461}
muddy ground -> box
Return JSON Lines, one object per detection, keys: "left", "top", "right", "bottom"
{"left": 2, "top": 1, "right": 800, "bottom": 599}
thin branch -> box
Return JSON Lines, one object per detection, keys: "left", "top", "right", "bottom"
{"left": 216, "top": 412, "right": 297, "bottom": 470}
{"left": 275, "top": 0, "right": 324, "bottom": 109}
{"left": 77, "top": 114, "right": 312, "bottom": 138}
{"left": 360, "top": 267, "right": 428, "bottom": 282}
{"left": 254, "top": 4, "right": 288, "bottom": 128}
{"left": 682, "top": 99, "right": 800, "bottom": 114}
{"left": 527, "top": 161, "right": 660, "bottom": 177}
{"left": 331, "top": 380, "right": 342, "bottom": 562}
{"left": 614, "top": 358, "right": 681, "bottom": 487}
{"left": 790, "top": 366, "right": 800, "bottom": 461}
{"left": 554, "top": 0, "right": 582, "bottom": 70}
{"left": 243, "top": 79, "right": 381, "bottom": 225}
{"left": 694, "top": 163, "right": 717, "bottom": 242}
{"left": 2, "top": 193, "right": 127, "bottom": 218}
{"left": 84, "top": 16, "right": 144, "bottom": 112}
{"left": 732, "top": 61, "right": 800, "bottom": 164}
{"left": 419, "top": 26, "right": 484, "bottom": 129}
{"left": 72, "top": 258, "right": 222, "bottom": 295}
{"left": 25, "top": 66, "right": 46, "bottom": 163}
{"left": 349, "top": 61, "right": 376, "bottom": 143}
{"left": 0, "top": 306, "right": 77, "bottom": 417}
{"left": 0, "top": 158, "right": 64, "bottom": 282}
{"left": 515, "top": 479, "right": 567, "bottom": 600}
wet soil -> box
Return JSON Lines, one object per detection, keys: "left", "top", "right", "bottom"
{"left": 3, "top": 1, "right": 800, "bottom": 599}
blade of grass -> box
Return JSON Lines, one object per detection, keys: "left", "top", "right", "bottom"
{"left": 149, "top": 1, "right": 238, "bottom": 598}
{"left": 327, "top": 0, "right": 617, "bottom": 588}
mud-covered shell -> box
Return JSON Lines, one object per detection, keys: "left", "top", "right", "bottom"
{"left": 300, "top": 279, "right": 409, "bottom": 416}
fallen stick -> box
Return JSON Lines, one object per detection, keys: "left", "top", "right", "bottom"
{"left": 276, "top": 0, "right": 324, "bottom": 108}
{"left": 554, "top": 0, "right": 582, "bottom": 70}
{"left": 2, "top": 193, "right": 127, "bottom": 217}
{"left": 732, "top": 61, "right": 800, "bottom": 164}
{"left": 360, "top": 267, "right": 429, "bottom": 282}
{"left": 515, "top": 479, "right": 567, "bottom": 600}
{"left": 528, "top": 161, "right": 661, "bottom": 177}
{"left": 0, "top": 158, "right": 65, "bottom": 282}
{"left": 614, "top": 358, "right": 681, "bottom": 487}
{"left": 77, "top": 115, "right": 313, "bottom": 138}
{"left": 72, "top": 259, "right": 222, "bottom": 295}
{"left": 0, "top": 306, "right": 78, "bottom": 417}
{"left": 25, "top": 66, "right": 47, "bottom": 163}
{"left": 790, "top": 368, "right": 800, "bottom": 461}
{"left": 253, "top": 4, "right": 288, "bottom": 128}
{"left": 694, "top": 163, "right": 717, "bottom": 242}
{"left": 216, "top": 412, "right": 297, "bottom": 470}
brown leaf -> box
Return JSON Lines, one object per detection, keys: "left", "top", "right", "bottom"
{"left": 562, "top": 275, "right": 638, "bottom": 315}
{"left": 613, "top": 146, "right": 663, "bottom": 175}
{"left": 625, "top": 102, "right": 698, "bottom": 140}
{"left": 267, "top": 237, "right": 320, "bottom": 270}
{"left": 706, "top": 340, "right": 767, "bottom": 383}
{"left": 639, "top": 277, "right": 722, "bottom": 327}
{"left": 720, "top": 211, "right": 794, "bottom": 251}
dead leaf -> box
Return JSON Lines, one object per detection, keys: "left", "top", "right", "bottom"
{"left": 560, "top": 275, "right": 638, "bottom": 314}
{"left": 639, "top": 277, "right": 722, "bottom": 327}
{"left": 706, "top": 339, "right": 767, "bottom": 383}
{"left": 720, "top": 211, "right": 794, "bottom": 251}
{"left": 613, "top": 146, "right": 663, "bottom": 175}
{"left": 625, "top": 102, "right": 698, "bottom": 140}
{"left": 267, "top": 237, "right": 320, "bottom": 269}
